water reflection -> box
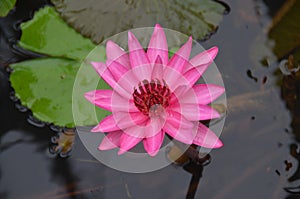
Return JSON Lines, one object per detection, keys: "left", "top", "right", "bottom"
{"left": 264, "top": 0, "right": 300, "bottom": 197}
{"left": 48, "top": 158, "right": 81, "bottom": 199}
{"left": 278, "top": 56, "right": 300, "bottom": 197}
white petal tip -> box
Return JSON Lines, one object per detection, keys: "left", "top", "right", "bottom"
{"left": 84, "top": 91, "right": 94, "bottom": 101}
{"left": 90, "top": 61, "right": 104, "bottom": 67}
{"left": 214, "top": 86, "right": 225, "bottom": 98}
{"left": 106, "top": 40, "right": 115, "bottom": 47}
{"left": 207, "top": 47, "right": 219, "bottom": 59}
{"left": 194, "top": 139, "right": 223, "bottom": 149}
{"left": 98, "top": 142, "right": 117, "bottom": 150}
{"left": 97, "top": 146, "right": 103, "bottom": 150}
{"left": 118, "top": 149, "right": 127, "bottom": 155}
{"left": 90, "top": 61, "right": 97, "bottom": 65}
{"left": 128, "top": 31, "right": 134, "bottom": 40}
{"left": 148, "top": 150, "right": 159, "bottom": 157}
{"left": 155, "top": 24, "right": 162, "bottom": 29}
{"left": 209, "top": 111, "right": 221, "bottom": 120}
{"left": 212, "top": 140, "right": 223, "bottom": 148}
{"left": 98, "top": 145, "right": 106, "bottom": 150}
{"left": 91, "top": 125, "right": 102, "bottom": 133}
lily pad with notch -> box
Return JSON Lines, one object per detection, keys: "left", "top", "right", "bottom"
{"left": 51, "top": 0, "right": 228, "bottom": 44}
{"left": 10, "top": 6, "right": 110, "bottom": 128}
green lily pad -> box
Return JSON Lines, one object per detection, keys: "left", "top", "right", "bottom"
{"left": 51, "top": 0, "right": 227, "bottom": 44}
{"left": 10, "top": 58, "right": 110, "bottom": 128}
{"left": 19, "top": 6, "right": 95, "bottom": 61}
{"left": 268, "top": 0, "right": 300, "bottom": 63}
{"left": 0, "top": 0, "right": 16, "bottom": 17}
{"left": 11, "top": 58, "right": 79, "bottom": 127}
{"left": 10, "top": 6, "right": 109, "bottom": 128}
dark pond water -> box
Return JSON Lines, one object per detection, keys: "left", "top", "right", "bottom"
{"left": 1, "top": 0, "right": 300, "bottom": 198}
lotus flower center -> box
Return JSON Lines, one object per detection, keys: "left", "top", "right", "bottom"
{"left": 133, "top": 79, "right": 171, "bottom": 116}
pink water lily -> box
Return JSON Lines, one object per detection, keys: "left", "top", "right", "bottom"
{"left": 85, "top": 24, "right": 225, "bottom": 156}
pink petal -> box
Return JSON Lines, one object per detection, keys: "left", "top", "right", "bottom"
{"left": 163, "top": 110, "right": 197, "bottom": 144}
{"left": 118, "top": 133, "right": 143, "bottom": 155}
{"left": 131, "top": 62, "right": 152, "bottom": 82}
{"left": 113, "top": 111, "right": 149, "bottom": 130}
{"left": 193, "top": 123, "right": 223, "bottom": 148}
{"left": 91, "top": 115, "right": 119, "bottom": 132}
{"left": 145, "top": 116, "right": 166, "bottom": 138}
{"left": 111, "top": 93, "right": 138, "bottom": 112}
{"left": 112, "top": 75, "right": 138, "bottom": 99}
{"left": 164, "top": 122, "right": 196, "bottom": 145}
{"left": 90, "top": 61, "right": 105, "bottom": 75}
{"left": 143, "top": 130, "right": 164, "bottom": 156}
{"left": 171, "top": 85, "right": 188, "bottom": 100}
{"left": 128, "top": 32, "right": 151, "bottom": 79}
{"left": 168, "top": 85, "right": 192, "bottom": 106}
{"left": 165, "top": 110, "right": 194, "bottom": 129}
{"left": 98, "top": 131, "right": 122, "bottom": 150}
{"left": 106, "top": 59, "right": 129, "bottom": 81}
{"left": 147, "top": 24, "right": 168, "bottom": 65}
{"left": 170, "top": 103, "right": 220, "bottom": 121}
{"left": 85, "top": 89, "right": 137, "bottom": 114}
{"left": 92, "top": 111, "right": 148, "bottom": 133}
{"left": 167, "top": 36, "right": 192, "bottom": 73}
{"left": 122, "top": 125, "right": 145, "bottom": 139}
{"left": 84, "top": 90, "right": 112, "bottom": 102}
{"left": 151, "top": 56, "right": 164, "bottom": 79}
{"left": 185, "top": 46, "right": 218, "bottom": 72}
{"left": 90, "top": 61, "right": 117, "bottom": 88}
{"left": 181, "top": 84, "right": 225, "bottom": 105}
{"left": 91, "top": 62, "right": 132, "bottom": 97}
{"left": 119, "top": 113, "right": 166, "bottom": 139}
{"left": 84, "top": 90, "right": 113, "bottom": 111}
{"left": 163, "top": 66, "right": 190, "bottom": 91}
{"left": 182, "top": 64, "right": 208, "bottom": 86}
{"left": 106, "top": 40, "right": 130, "bottom": 69}
{"left": 129, "top": 112, "right": 149, "bottom": 125}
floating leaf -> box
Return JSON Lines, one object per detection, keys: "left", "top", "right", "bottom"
{"left": 10, "top": 58, "right": 79, "bottom": 127}
{"left": 269, "top": 0, "right": 300, "bottom": 63}
{"left": 51, "top": 0, "right": 227, "bottom": 44}
{"left": 19, "top": 6, "right": 95, "bottom": 61}
{"left": 0, "top": 0, "right": 16, "bottom": 17}
{"left": 10, "top": 6, "right": 109, "bottom": 127}
{"left": 10, "top": 58, "right": 110, "bottom": 128}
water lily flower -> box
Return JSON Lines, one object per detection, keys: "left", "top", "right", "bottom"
{"left": 85, "top": 24, "right": 225, "bottom": 156}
